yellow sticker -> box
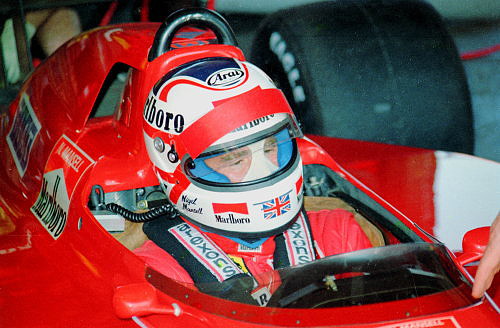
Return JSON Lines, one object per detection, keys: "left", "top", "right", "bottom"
{"left": 228, "top": 255, "right": 249, "bottom": 273}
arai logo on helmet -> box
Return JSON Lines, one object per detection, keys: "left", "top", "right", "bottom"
{"left": 207, "top": 68, "right": 245, "bottom": 87}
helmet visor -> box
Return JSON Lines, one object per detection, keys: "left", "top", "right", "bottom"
{"left": 185, "top": 118, "right": 301, "bottom": 184}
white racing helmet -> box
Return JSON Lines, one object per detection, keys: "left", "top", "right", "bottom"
{"left": 143, "top": 57, "right": 304, "bottom": 238}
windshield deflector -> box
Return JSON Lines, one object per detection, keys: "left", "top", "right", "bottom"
{"left": 146, "top": 243, "right": 476, "bottom": 326}
{"left": 266, "top": 243, "right": 472, "bottom": 308}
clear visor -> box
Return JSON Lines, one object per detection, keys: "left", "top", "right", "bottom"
{"left": 185, "top": 122, "right": 300, "bottom": 184}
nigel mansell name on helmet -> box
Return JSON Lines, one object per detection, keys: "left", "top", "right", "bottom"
{"left": 144, "top": 96, "right": 185, "bottom": 133}
{"left": 206, "top": 68, "right": 245, "bottom": 87}
{"left": 181, "top": 195, "right": 203, "bottom": 214}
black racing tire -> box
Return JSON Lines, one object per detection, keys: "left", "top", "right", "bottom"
{"left": 250, "top": 0, "right": 474, "bottom": 153}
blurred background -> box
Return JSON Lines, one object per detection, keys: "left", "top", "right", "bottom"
{"left": 217, "top": 0, "right": 499, "bottom": 162}
{"left": 1, "top": 0, "right": 498, "bottom": 161}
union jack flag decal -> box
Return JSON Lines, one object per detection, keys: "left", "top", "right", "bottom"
{"left": 255, "top": 191, "right": 292, "bottom": 220}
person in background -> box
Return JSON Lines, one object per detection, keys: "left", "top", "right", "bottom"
{"left": 1, "top": 7, "right": 81, "bottom": 84}
{"left": 472, "top": 212, "right": 500, "bottom": 298}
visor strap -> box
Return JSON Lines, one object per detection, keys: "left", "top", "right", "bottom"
{"left": 181, "top": 86, "right": 293, "bottom": 159}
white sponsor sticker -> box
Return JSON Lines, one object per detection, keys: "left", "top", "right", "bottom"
{"left": 206, "top": 68, "right": 245, "bottom": 88}
{"left": 31, "top": 169, "right": 69, "bottom": 239}
{"left": 7, "top": 93, "right": 41, "bottom": 177}
{"left": 169, "top": 223, "right": 244, "bottom": 282}
{"left": 251, "top": 286, "right": 272, "bottom": 307}
{"left": 378, "top": 316, "right": 461, "bottom": 328}
{"left": 31, "top": 135, "right": 94, "bottom": 239}
{"left": 283, "top": 212, "right": 315, "bottom": 266}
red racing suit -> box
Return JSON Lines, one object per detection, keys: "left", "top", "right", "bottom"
{"left": 134, "top": 208, "right": 372, "bottom": 288}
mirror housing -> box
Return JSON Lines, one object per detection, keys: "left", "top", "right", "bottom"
{"left": 457, "top": 226, "right": 490, "bottom": 266}
{"left": 113, "top": 283, "right": 181, "bottom": 319}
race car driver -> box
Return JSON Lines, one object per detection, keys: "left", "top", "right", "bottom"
{"left": 134, "top": 56, "right": 373, "bottom": 306}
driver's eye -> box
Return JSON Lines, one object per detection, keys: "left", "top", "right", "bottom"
{"left": 230, "top": 159, "right": 243, "bottom": 166}
{"left": 204, "top": 148, "right": 251, "bottom": 170}
{"left": 222, "top": 149, "right": 250, "bottom": 165}
{"left": 264, "top": 137, "right": 278, "bottom": 153}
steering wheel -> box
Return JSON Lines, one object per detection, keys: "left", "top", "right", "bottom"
{"left": 148, "top": 8, "right": 238, "bottom": 61}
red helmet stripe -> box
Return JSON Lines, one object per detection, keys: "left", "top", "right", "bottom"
{"left": 168, "top": 171, "right": 191, "bottom": 204}
{"left": 212, "top": 203, "right": 249, "bottom": 214}
{"left": 295, "top": 176, "right": 303, "bottom": 194}
{"left": 181, "top": 86, "right": 293, "bottom": 158}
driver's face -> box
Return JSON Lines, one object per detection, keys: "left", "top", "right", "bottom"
{"left": 204, "top": 136, "right": 279, "bottom": 183}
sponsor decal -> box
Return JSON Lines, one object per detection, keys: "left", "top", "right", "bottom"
{"left": 232, "top": 115, "right": 275, "bottom": 133}
{"left": 251, "top": 286, "right": 272, "bottom": 307}
{"left": 228, "top": 255, "right": 249, "bottom": 273}
{"left": 215, "top": 213, "right": 250, "bottom": 224}
{"left": 181, "top": 194, "right": 203, "bottom": 214}
{"left": 255, "top": 190, "right": 292, "bottom": 220}
{"left": 283, "top": 212, "right": 315, "bottom": 266}
{"left": 379, "top": 316, "right": 461, "bottom": 328}
{"left": 155, "top": 59, "right": 249, "bottom": 102}
{"left": 6, "top": 93, "right": 41, "bottom": 177}
{"left": 54, "top": 138, "right": 87, "bottom": 172}
{"left": 45, "top": 135, "right": 94, "bottom": 197}
{"left": 143, "top": 96, "right": 185, "bottom": 133}
{"left": 206, "top": 68, "right": 245, "bottom": 87}
{"left": 213, "top": 202, "right": 249, "bottom": 214}
{"left": 169, "top": 223, "right": 244, "bottom": 282}
{"left": 31, "top": 170, "right": 68, "bottom": 239}
{"left": 31, "top": 135, "right": 94, "bottom": 239}
{"left": 238, "top": 244, "right": 263, "bottom": 253}
{"left": 213, "top": 202, "right": 251, "bottom": 225}
{"left": 269, "top": 32, "right": 305, "bottom": 104}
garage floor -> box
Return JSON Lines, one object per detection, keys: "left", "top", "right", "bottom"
{"left": 226, "top": 14, "right": 499, "bottom": 162}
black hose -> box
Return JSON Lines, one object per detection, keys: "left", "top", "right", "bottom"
{"left": 105, "top": 202, "right": 178, "bottom": 223}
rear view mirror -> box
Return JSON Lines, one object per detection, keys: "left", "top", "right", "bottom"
{"left": 457, "top": 226, "right": 490, "bottom": 266}
{"left": 113, "top": 283, "right": 181, "bottom": 319}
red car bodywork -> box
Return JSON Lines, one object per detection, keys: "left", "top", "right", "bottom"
{"left": 0, "top": 22, "right": 498, "bottom": 327}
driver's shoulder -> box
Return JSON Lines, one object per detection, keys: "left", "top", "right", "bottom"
{"left": 304, "top": 196, "right": 385, "bottom": 248}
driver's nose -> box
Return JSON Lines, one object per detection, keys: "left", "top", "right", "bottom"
{"left": 241, "top": 149, "right": 279, "bottom": 182}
